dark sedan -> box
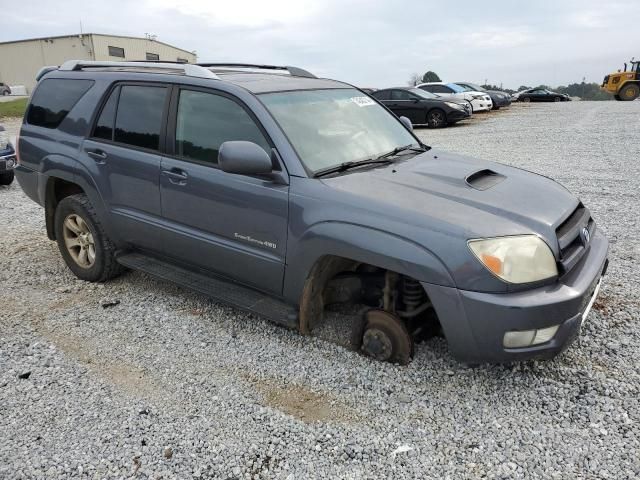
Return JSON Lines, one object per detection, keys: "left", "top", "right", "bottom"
{"left": 455, "top": 82, "right": 511, "bottom": 109}
{"left": 371, "top": 87, "right": 471, "bottom": 128}
{"left": 516, "top": 88, "right": 570, "bottom": 102}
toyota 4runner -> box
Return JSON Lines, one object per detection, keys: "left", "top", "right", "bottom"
{"left": 15, "top": 61, "right": 608, "bottom": 364}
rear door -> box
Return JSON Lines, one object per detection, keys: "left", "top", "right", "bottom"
{"left": 158, "top": 87, "right": 289, "bottom": 294}
{"left": 81, "top": 83, "right": 169, "bottom": 252}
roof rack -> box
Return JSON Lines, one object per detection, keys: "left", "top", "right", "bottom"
{"left": 197, "top": 63, "right": 316, "bottom": 79}
{"left": 58, "top": 60, "right": 219, "bottom": 80}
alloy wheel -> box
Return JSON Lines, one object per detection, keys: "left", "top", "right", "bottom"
{"left": 62, "top": 214, "right": 96, "bottom": 268}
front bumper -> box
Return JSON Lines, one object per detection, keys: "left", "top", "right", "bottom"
{"left": 422, "top": 228, "right": 609, "bottom": 363}
{"left": 470, "top": 98, "right": 492, "bottom": 112}
{"left": 0, "top": 149, "right": 16, "bottom": 173}
{"left": 446, "top": 109, "right": 471, "bottom": 123}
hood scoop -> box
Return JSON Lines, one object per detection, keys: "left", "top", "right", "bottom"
{"left": 465, "top": 169, "right": 505, "bottom": 190}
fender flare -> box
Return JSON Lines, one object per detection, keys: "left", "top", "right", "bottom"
{"left": 283, "top": 221, "right": 456, "bottom": 305}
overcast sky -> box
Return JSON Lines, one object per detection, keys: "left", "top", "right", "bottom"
{"left": 2, "top": 0, "right": 639, "bottom": 89}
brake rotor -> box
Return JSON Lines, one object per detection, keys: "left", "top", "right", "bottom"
{"left": 361, "top": 309, "right": 413, "bottom": 365}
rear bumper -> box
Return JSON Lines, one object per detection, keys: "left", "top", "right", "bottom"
{"left": 422, "top": 228, "right": 609, "bottom": 363}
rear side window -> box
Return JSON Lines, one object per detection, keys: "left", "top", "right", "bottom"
{"left": 372, "top": 90, "right": 390, "bottom": 101}
{"left": 93, "top": 87, "right": 119, "bottom": 140}
{"left": 391, "top": 90, "right": 411, "bottom": 100}
{"left": 27, "top": 79, "right": 94, "bottom": 129}
{"left": 114, "top": 85, "right": 167, "bottom": 150}
{"left": 175, "top": 90, "right": 270, "bottom": 164}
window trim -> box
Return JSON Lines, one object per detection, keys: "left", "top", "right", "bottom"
{"left": 164, "top": 85, "right": 277, "bottom": 170}
{"left": 146, "top": 52, "right": 160, "bottom": 61}
{"left": 89, "top": 81, "right": 171, "bottom": 155}
{"left": 108, "top": 46, "right": 125, "bottom": 58}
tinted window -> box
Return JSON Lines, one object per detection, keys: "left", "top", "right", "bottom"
{"left": 108, "top": 46, "right": 125, "bottom": 58}
{"left": 372, "top": 90, "right": 391, "bottom": 101}
{"left": 93, "top": 87, "right": 119, "bottom": 140}
{"left": 175, "top": 90, "right": 270, "bottom": 164}
{"left": 391, "top": 90, "right": 412, "bottom": 100}
{"left": 430, "top": 85, "right": 452, "bottom": 94}
{"left": 114, "top": 85, "right": 167, "bottom": 150}
{"left": 146, "top": 52, "right": 159, "bottom": 61}
{"left": 27, "top": 79, "right": 94, "bottom": 129}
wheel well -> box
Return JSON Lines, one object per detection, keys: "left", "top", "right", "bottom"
{"left": 299, "top": 255, "right": 442, "bottom": 344}
{"left": 45, "top": 177, "right": 84, "bottom": 240}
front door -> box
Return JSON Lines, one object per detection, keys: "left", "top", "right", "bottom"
{"left": 389, "top": 90, "right": 422, "bottom": 124}
{"left": 159, "top": 87, "right": 289, "bottom": 295}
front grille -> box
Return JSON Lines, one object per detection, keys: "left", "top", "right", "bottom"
{"left": 555, "top": 204, "right": 594, "bottom": 274}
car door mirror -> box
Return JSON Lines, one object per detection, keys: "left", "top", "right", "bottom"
{"left": 399, "top": 116, "right": 413, "bottom": 131}
{"left": 218, "top": 141, "right": 273, "bottom": 175}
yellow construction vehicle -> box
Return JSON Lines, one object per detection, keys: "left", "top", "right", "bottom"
{"left": 602, "top": 58, "right": 640, "bottom": 100}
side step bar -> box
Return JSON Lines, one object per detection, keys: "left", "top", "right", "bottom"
{"left": 117, "top": 252, "right": 299, "bottom": 330}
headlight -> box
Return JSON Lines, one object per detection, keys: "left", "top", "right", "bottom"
{"left": 468, "top": 235, "right": 557, "bottom": 283}
{"left": 445, "top": 101, "right": 464, "bottom": 109}
{"left": 472, "top": 94, "right": 485, "bottom": 100}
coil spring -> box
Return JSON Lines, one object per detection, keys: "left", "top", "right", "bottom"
{"left": 402, "top": 277, "right": 424, "bottom": 312}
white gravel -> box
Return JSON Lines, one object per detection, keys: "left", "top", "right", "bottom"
{"left": 1, "top": 101, "right": 639, "bottom": 479}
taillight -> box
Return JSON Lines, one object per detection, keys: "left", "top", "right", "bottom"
{"left": 14, "top": 130, "right": 21, "bottom": 165}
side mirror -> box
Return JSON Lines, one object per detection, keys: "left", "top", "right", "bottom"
{"left": 218, "top": 141, "right": 273, "bottom": 175}
{"left": 399, "top": 116, "right": 413, "bottom": 131}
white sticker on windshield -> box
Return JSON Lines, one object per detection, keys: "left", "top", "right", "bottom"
{"left": 350, "top": 96, "right": 376, "bottom": 107}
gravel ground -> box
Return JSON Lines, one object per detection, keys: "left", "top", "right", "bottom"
{"left": 1, "top": 101, "right": 639, "bottom": 479}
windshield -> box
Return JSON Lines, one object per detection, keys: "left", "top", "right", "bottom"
{"left": 460, "top": 82, "right": 484, "bottom": 92}
{"left": 409, "top": 88, "right": 438, "bottom": 99}
{"left": 446, "top": 83, "right": 466, "bottom": 93}
{"left": 260, "top": 88, "right": 419, "bottom": 173}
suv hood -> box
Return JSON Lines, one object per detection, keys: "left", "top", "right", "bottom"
{"left": 322, "top": 148, "right": 578, "bottom": 254}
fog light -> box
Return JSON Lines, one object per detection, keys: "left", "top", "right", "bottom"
{"left": 503, "top": 325, "right": 559, "bottom": 348}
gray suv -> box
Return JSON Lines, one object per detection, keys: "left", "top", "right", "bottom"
{"left": 15, "top": 60, "right": 608, "bottom": 365}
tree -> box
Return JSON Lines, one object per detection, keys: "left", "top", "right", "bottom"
{"left": 422, "top": 71, "right": 441, "bottom": 83}
{"left": 408, "top": 73, "right": 422, "bottom": 86}
{"left": 517, "top": 85, "right": 531, "bottom": 92}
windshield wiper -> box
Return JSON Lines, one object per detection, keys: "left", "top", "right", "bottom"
{"left": 314, "top": 157, "right": 395, "bottom": 178}
{"left": 314, "top": 144, "right": 430, "bottom": 178}
{"left": 377, "top": 143, "right": 429, "bottom": 159}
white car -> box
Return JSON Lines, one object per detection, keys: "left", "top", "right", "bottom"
{"left": 416, "top": 82, "right": 493, "bottom": 112}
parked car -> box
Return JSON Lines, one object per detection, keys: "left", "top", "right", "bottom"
{"left": 371, "top": 87, "right": 471, "bottom": 128}
{"left": 0, "top": 125, "right": 16, "bottom": 185}
{"left": 16, "top": 60, "right": 608, "bottom": 365}
{"left": 360, "top": 87, "right": 377, "bottom": 95}
{"left": 417, "top": 82, "right": 493, "bottom": 112}
{"left": 454, "top": 82, "right": 511, "bottom": 110}
{"left": 0, "top": 83, "right": 11, "bottom": 96}
{"left": 515, "top": 88, "right": 570, "bottom": 102}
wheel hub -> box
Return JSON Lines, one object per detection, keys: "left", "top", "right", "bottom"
{"left": 362, "top": 328, "right": 393, "bottom": 361}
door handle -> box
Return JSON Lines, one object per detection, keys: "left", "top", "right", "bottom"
{"left": 162, "top": 169, "right": 188, "bottom": 185}
{"left": 86, "top": 149, "right": 107, "bottom": 162}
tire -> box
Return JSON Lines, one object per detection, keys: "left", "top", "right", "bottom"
{"left": 426, "top": 108, "right": 447, "bottom": 128}
{"left": 0, "top": 170, "right": 14, "bottom": 185}
{"left": 522, "top": 96, "right": 531, "bottom": 103}
{"left": 1, "top": 90, "right": 8, "bottom": 96}
{"left": 554, "top": 96, "right": 561, "bottom": 102}
{"left": 618, "top": 83, "right": 640, "bottom": 101}
{"left": 54, "top": 194, "right": 124, "bottom": 282}
{"left": 361, "top": 310, "right": 413, "bottom": 365}
{"left": 614, "top": 94, "right": 622, "bottom": 101}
